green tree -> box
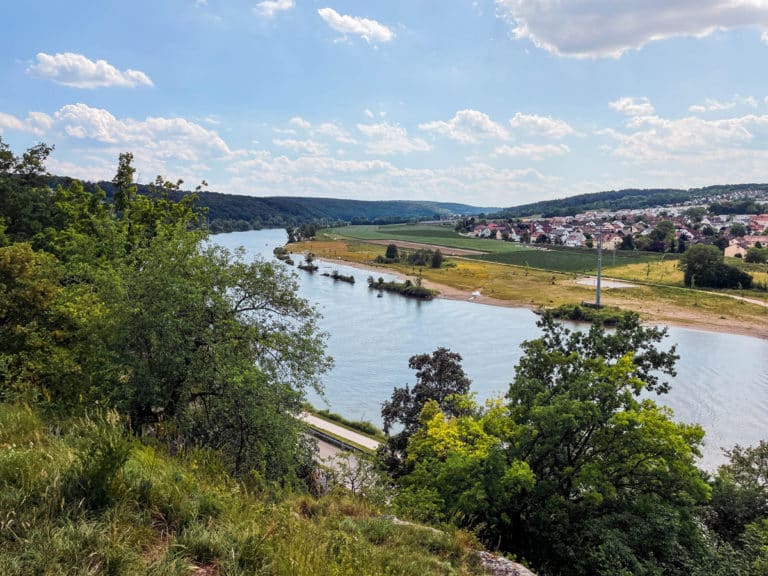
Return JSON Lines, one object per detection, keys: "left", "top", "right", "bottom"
{"left": 430, "top": 248, "right": 443, "bottom": 268}
{"left": 730, "top": 222, "right": 747, "bottom": 237}
{"left": 745, "top": 248, "right": 768, "bottom": 264}
{"left": 679, "top": 244, "right": 753, "bottom": 289}
{"left": 381, "top": 348, "right": 471, "bottom": 475}
{"left": 385, "top": 243, "right": 399, "bottom": 260}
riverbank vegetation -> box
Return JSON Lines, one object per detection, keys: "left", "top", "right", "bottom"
{"left": 367, "top": 275, "right": 436, "bottom": 299}
{"left": 379, "top": 315, "right": 768, "bottom": 576}
{"left": 288, "top": 236, "right": 768, "bottom": 338}
{"left": 545, "top": 303, "right": 628, "bottom": 325}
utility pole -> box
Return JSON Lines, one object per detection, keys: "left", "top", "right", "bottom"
{"left": 595, "top": 228, "right": 603, "bottom": 308}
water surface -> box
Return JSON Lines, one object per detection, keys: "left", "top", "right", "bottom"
{"left": 214, "top": 229, "right": 768, "bottom": 469}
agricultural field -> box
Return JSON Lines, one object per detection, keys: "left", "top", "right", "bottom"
{"left": 328, "top": 224, "right": 528, "bottom": 254}
{"left": 329, "top": 223, "right": 674, "bottom": 274}
{"left": 468, "top": 248, "right": 672, "bottom": 274}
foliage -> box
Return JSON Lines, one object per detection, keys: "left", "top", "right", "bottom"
{"left": 546, "top": 303, "right": 627, "bottom": 326}
{"left": 385, "top": 243, "right": 399, "bottom": 260}
{"left": 366, "top": 276, "right": 435, "bottom": 299}
{"left": 0, "top": 141, "right": 332, "bottom": 482}
{"left": 745, "top": 248, "right": 768, "bottom": 264}
{"left": 679, "top": 244, "right": 754, "bottom": 289}
{"left": 380, "top": 348, "right": 472, "bottom": 475}
{"left": 0, "top": 403, "right": 483, "bottom": 576}
{"left": 391, "top": 314, "right": 726, "bottom": 576}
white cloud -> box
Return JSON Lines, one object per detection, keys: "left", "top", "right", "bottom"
{"left": 317, "top": 8, "right": 395, "bottom": 44}
{"left": 688, "top": 95, "right": 759, "bottom": 113}
{"left": 356, "top": 122, "right": 431, "bottom": 155}
{"left": 10, "top": 103, "right": 231, "bottom": 162}
{"left": 27, "top": 52, "right": 153, "bottom": 89}
{"left": 364, "top": 109, "right": 375, "bottom": 118}
{"left": 599, "top": 109, "right": 768, "bottom": 165}
{"left": 254, "top": 0, "right": 294, "bottom": 18}
{"left": 494, "top": 143, "right": 570, "bottom": 160}
{"left": 508, "top": 113, "right": 575, "bottom": 139}
{"left": 609, "top": 97, "right": 656, "bottom": 117}
{"left": 289, "top": 116, "right": 311, "bottom": 129}
{"left": 314, "top": 122, "right": 357, "bottom": 144}
{"left": 272, "top": 138, "right": 327, "bottom": 155}
{"left": 0, "top": 111, "right": 52, "bottom": 135}
{"left": 419, "top": 109, "right": 509, "bottom": 143}
{"left": 496, "top": 0, "right": 768, "bottom": 58}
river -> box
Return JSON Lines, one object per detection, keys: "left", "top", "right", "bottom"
{"left": 213, "top": 229, "right": 768, "bottom": 469}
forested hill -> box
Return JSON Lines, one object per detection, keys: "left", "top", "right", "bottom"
{"left": 495, "top": 183, "right": 768, "bottom": 218}
{"left": 50, "top": 177, "right": 494, "bottom": 231}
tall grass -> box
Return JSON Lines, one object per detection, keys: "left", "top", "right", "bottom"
{"left": 0, "top": 404, "right": 482, "bottom": 575}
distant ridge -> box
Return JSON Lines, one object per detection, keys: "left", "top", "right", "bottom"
{"left": 494, "top": 183, "right": 768, "bottom": 218}
{"left": 49, "top": 176, "right": 497, "bottom": 231}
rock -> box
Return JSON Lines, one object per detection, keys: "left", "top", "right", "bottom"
{"left": 475, "top": 551, "right": 536, "bottom": 576}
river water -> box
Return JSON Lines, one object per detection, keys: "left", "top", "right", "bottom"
{"left": 214, "top": 229, "right": 768, "bottom": 469}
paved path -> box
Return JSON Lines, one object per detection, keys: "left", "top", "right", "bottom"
{"left": 299, "top": 412, "right": 382, "bottom": 451}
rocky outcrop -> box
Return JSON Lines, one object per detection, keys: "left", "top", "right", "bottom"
{"left": 475, "top": 551, "right": 537, "bottom": 576}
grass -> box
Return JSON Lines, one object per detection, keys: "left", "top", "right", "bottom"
{"left": 289, "top": 235, "right": 768, "bottom": 337}
{"left": 468, "top": 247, "right": 668, "bottom": 274}
{"left": 0, "top": 403, "right": 484, "bottom": 576}
{"left": 329, "top": 224, "right": 529, "bottom": 254}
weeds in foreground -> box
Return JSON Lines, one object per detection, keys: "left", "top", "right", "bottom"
{"left": 0, "top": 404, "right": 481, "bottom": 575}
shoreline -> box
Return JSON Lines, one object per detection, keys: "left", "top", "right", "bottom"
{"left": 316, "top": 256, "right": 768, "bottom": 341}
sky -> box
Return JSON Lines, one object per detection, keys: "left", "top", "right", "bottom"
{"left": 1, "top": 0, "right": 768, "bottom": 207}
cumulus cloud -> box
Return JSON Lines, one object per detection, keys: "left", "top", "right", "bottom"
{"left": 27, "top": 52, "right": 153, "bottom": 89}
{"left": 419, "top": 109, "right": 509, "bottom": 143}
{"left": 688, "top": 95, "right": 758, "bottom": 113}
{"left": 508, "top": 113, "right": 574, "bottom": 139}
{"left": 494, "top": 143, "right": 570, "bottom": 160}
{"left": 0, "top": 111, "right": 53, "bottom": 135}
{"left": 599, "top": 103, "right": 768, "bottom": 166}
{"left": 496, "top": 0, "right": 768, "bottom": 58}
{"left": 314, "top": 122, "right": 357, "bottom": 144}
{"left": 317, "top": 8, "right": 395, "bottom": 43}
{"left": 356, "top": 122, "right": 431, "bottom": 155}
{"left": 254, "top": 0, "right": 294, "bottom": 19}
{"left": 272, "top": 138, "right": 327, "bottom": 155}
{"left": 289, "top": 116, "right": 312, "bottom": 129}
{"left": 609, "top": 97, "right": 656, "bottom": 117}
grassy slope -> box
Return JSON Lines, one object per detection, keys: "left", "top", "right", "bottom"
{"left": 0, "top": 404, "right": 482, "bottom": 576}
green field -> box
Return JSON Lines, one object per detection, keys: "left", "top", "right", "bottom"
{"left": 329, "top": 224, "right": 529, "bottom": 254}
{"left": 469, "top": 248, "right": 673, "bottom": 274}
{"left": 330, "top": 224, "right": 675, "bottom": 274}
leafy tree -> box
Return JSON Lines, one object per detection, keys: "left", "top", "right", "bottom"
{"left": 380, "top": 348, "right": 471, "bottom": 475}
{"left": 385, "top": 243, "right": 399, "bottom": 260}
{"left": 430, "top": 248, "right": 443, "bottom": 268}
{"left": 396, "top": 314, "right": 714, "bottom": 576}
{"left": 647, "top": 219, "right": 675, "bottom": 252}
{"left": 731, "top": 222, "right": 748, "bottom": 238}
{"left": 708, "top": 442, "right": 768, "bottom": 545}
{"left": 619, "top": 234, "right": 635, "bottom": 250}
{"left": 745, "top": 248, "right": 768, "bottom": 264}
{"left": 679, "top": 244, "right": 753, "bottom": 289}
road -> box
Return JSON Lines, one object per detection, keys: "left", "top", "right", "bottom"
{"left": 299, "top": 412, "right": 382, "bottom": 451}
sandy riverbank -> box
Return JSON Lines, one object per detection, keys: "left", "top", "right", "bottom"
{"left": 315, "top": 256, "right": 768, "bottom": 340}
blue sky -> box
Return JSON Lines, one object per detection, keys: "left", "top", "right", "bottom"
{"left": 1, "top": 0, "right": 768, "bottom": 206}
